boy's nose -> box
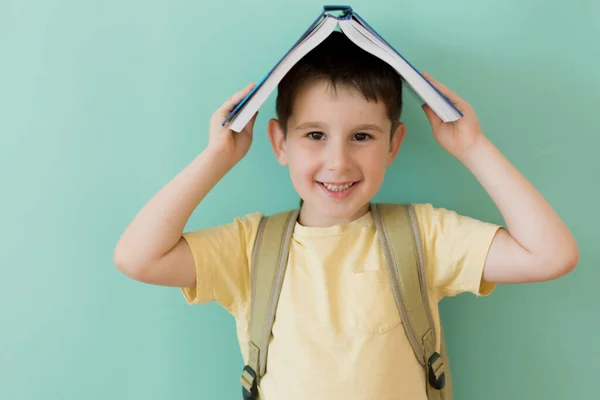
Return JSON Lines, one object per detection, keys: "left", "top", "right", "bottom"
{"left": 325, "top": 143, "right": 352, "bottom": 172}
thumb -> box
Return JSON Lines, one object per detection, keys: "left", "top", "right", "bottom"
{"left": 243, "top": 111, "right": 259, "bottom": 134}
{"left": 421, "top": 103, "right": 442, "bottom": 130}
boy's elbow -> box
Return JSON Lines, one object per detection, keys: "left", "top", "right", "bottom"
{"left": 113, "top": 245, "right": 147, "bottom": 281}
{"left": 562, "top": 240, "right": 579, "bottom": 274}
{"left": 545, "top": 240, "right": 579, "bottom": 280}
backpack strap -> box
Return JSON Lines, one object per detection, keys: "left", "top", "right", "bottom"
{"left": 371, "top": 203, "right": 448, "bottom": 399}
{"left": 241, "top": 209, "right": 299, "bottom": 400}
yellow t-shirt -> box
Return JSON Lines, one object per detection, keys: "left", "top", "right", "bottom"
{"left": 181, "top": 203, "right": 501, "bottom": 400}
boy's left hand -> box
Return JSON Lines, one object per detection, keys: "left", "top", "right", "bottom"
{"left": 421, "top": 73, "right": 485, "bottom": 162}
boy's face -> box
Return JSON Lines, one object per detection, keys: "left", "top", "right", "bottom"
{"left": 268, "top": 80, "right": 405, "bottom": 227}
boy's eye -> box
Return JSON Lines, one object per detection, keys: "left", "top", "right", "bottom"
{"left": 354, "top": 132, "right": 372, "bottom": 141}
{"left": 307, "top": 131, "right": 324, "bottom": 140}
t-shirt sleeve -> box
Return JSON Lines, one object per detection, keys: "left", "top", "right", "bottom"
{"left": 179, "top": 212, "right": 263, "bottom": 315}
{"left": 412, "top": 203, "right": 502, "bottom": 299}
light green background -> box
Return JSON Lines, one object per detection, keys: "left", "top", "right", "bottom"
{"left": 1, "top": 0, "right": 598, "bottom": 399}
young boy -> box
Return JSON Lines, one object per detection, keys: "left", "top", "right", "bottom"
{"left": 114, "top": 32, "right": 578, "bottom": 399}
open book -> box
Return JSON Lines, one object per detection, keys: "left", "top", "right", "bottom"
{"left": 223, "top": 5, "right": 463, "bottom": 132}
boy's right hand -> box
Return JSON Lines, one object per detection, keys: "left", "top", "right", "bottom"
{"left": 208, "top": 83, "right": 258, "bottom": 166}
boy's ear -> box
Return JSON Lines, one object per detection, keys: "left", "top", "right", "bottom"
{"left": 268, "top": 118, "right": 288, "bottom": 166}
{"left": 387, "top": 122, "right": 406, "bottom": 167}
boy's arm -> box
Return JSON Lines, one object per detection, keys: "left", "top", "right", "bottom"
{"left": 462, "top": 136, "right": 578, "bottom": 283}
{"left": 421, "top": 73, "right": 578, "bottom": 284}
{"left": 113, "top": 83, "right": 258, "bottom": 287}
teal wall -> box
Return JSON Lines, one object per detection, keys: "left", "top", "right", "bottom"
{"left": 1, "top": 0, "right": 598, "bottom": 398}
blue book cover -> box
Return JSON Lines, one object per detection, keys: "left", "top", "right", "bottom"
{"left": 222, "top": 5, "right": 462, "bottom": 128}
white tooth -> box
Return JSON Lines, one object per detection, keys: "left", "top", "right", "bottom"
{"left": 324, "top": 182, "right": 353, "bottom": 191}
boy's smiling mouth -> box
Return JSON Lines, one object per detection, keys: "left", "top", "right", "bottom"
{"left": 316, "top": 181, "right": 361, "bottom": 198}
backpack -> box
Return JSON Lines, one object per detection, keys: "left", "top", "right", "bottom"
{"left": 240, "top": 203, "right": 452, "bottom": 400}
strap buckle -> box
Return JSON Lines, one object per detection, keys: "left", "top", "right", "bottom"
{"left": 241, "top": 365, "right": 258, "bottom": 400}
{"left": 428, "top": 352, "right": 446, "bottom": 390}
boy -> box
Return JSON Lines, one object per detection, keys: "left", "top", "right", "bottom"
{"left": 114, "top": 33, "right": 578, "bottom": 399}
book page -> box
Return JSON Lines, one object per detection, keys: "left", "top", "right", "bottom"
{"left": 339, "top": 19, "right": 458, "bottom": 122}
{"left": 229, "top": 16, "right": 339, "bottom": 132}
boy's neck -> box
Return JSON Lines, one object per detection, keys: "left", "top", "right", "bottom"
{"left": 297, "top": 202, "right": 371, "bottom": 228}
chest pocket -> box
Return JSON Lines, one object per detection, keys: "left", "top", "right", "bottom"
{"left": 345, "top": 268, "right": 401, "bottom": 334}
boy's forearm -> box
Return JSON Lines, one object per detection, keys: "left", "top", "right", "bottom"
{"left": 114, "top": 148, "right": 233, "bottom": 266}
{"left": 460, "top": 136, "right": 577, "bottom": 263}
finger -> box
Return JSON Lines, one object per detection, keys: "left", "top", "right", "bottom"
{"left": 219, "top": 83, "right": 257, "bottom": 116}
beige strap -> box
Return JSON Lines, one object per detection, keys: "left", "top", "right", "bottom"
{"left": 246, "top": 209, "right": 299, "bottom": 388}
{"left": 372, "top": 203, "right": 448, "bottom": 399}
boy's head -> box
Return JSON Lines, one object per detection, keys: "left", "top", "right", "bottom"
{"left": 267, "top": 31, "right": 406, "bottom": 226}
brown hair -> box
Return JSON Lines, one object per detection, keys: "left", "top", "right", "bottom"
{"left": 275, "top": 31, "right": 404, "bottom": 135}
